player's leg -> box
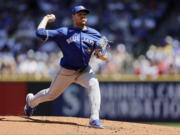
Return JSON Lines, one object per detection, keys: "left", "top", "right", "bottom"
{"left": 25, "top": 66, "right": 76, "bottom": 115}
{"left": 75, "top": 66, "right": 104, "bottom": 128}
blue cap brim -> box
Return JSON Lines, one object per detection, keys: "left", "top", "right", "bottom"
{"left": 72, "top": 9, "right": 89, "bottom": 15}
{"left": 72, "top": 6, "right": 90, "bottom": 15}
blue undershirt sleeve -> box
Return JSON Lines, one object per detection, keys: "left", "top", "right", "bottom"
{"left": 94, "top": 31, "right": 102, "bottom": 49}
{"left": 36, "top": 28, "right": 59, "bottom": 41}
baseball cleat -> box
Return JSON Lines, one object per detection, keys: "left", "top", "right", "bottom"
{"left": 89, "top": 120, "right": 104, "bottom": 129}
{"left": 24, "top": 93, "right": 35, "bottom": 116}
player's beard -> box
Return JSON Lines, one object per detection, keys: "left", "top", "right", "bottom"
{"left": 76, "top": 19, "right": 87, "bottom": 28}
{"left": 80, "top": 18, "right": 87, "bottom": 24}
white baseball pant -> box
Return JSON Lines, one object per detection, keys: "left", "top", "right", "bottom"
{"left": 28, "top": 66, "right": 101, "bottom": 121}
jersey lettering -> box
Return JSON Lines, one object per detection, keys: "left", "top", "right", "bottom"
{"left": 82, "top": 37, "right": 94, "bottom": 46}
{"left": 66, "top": 35, "right": 80, "bottom": 44}
{"left": 66, "top": 35, "right": 94, "bottom": 46}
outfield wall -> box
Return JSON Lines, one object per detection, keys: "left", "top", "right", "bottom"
{"left": 50, "top": 82, "right": 180, "bottom": 122}
{"left": 1, "top": 79, "right": 180, "bottom": 122}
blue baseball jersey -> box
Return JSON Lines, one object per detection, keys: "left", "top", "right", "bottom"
{"left": 36, "top": 27, "right": 102, "bottom": 70}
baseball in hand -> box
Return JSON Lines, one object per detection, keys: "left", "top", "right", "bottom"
{"left": 47, "top": 14, "right": 56, "bottom": 23}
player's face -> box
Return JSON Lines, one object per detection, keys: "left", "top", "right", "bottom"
{"left": 72, "top": 11, "right": 88, "bottom": 27}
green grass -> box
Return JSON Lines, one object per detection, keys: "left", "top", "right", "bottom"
{"left": 45, "top": 134, "right": 95, "bottom": 135}
{"left": 139, "top": 122, "right": 180, "bottom": 127}
{"left": 29, "top": 134, "right": 93, "bottom": 135}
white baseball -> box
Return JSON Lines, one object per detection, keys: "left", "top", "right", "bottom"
{"left": 47, "top": 14, "right": 56, "bottom": 22}
{"left": 50, "top": 14, "right": 56, "bottom": 20}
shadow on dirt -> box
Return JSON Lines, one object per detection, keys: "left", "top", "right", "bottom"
{"left": 0, "top": 118, "right": 5, "bottom": 120}
{"left": 0, "top": 116, "right": 88, "bottom": 128}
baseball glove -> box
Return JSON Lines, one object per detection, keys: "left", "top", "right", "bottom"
{"left": 94, "top": 36, "right": 110, "bottom": 57}
{"left": 95, "top": 36, "right": 110, "bottom": 50}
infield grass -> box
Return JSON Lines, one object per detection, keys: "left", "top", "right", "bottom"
{"left": 140, "top": 122, "right": 180, "bottom": 127}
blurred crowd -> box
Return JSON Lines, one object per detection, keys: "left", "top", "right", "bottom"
{"left": 0, "top": 0, "right": 180, "bottom": 79}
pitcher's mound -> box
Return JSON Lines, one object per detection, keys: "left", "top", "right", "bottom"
{"left": 0, "top": 116, "right": 180, "bottom": 135}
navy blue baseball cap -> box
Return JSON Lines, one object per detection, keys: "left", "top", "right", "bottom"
{"left": 72, "top": 5, "right": 89, "bottom": 15}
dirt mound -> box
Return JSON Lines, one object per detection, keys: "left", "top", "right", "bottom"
{"left": 0, "top": 116, "right": 180, "bottom": 135}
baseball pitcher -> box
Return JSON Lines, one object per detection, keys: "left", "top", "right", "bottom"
{"left": 24, "top": 5, "right": 110, "bottom": 129}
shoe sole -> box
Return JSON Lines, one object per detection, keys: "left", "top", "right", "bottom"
{"left": 24, "top": 93, "right": 34, "bottom": 116}
{"left": 89, "top": 125, "right": 104, "bottom": 129}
